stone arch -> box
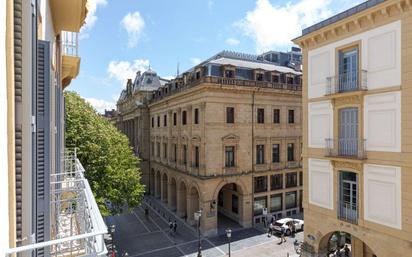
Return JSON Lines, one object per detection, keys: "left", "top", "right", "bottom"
{"left": 317, "top": 230, "right": 379, "bottom": 257}
{"left": 187, "top": 186, "right": 201, "bottom": 225}
{"left": 177, "top": 180, "right": 188, "bottom": 218}
{"left": 155, "top": 170, "right": 161, "bottom": 198}
{"left": 169, "top": 176, "right": 177, "bottom": 211}
{"left": 161, "top": 172, "right": 168, "bottom": 203}
{"left": 150, "top": 168, "right": 155, "bottom": 195}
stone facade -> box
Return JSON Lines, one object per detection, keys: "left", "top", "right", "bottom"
{"left": 115, "top": 50, "right": 303, "bottom": 235}
{"left": 294, "top": 0, "right": 412, "bottom": 256}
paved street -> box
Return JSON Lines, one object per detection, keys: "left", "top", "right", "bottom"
{"left": 104, "top": 197, "right": 303, "bottom": 257}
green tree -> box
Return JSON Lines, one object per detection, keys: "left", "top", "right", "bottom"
{"left": 64, "top": 91, "right": 145, "bottom": 216}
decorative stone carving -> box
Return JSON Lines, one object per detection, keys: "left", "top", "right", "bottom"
{"left": 333, "top": 95, "right": 362, "bottom": 108}
{"left": 332, "top": 160, "right": 362, "bottom": 171}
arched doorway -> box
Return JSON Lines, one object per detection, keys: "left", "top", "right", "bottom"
{"left": 162, "top": 173, "right": 168, "bottom": 203}
{"left": 169, "top": 177, "right": 177, "bottom": 211}
{"left": 216, "top": 183, "right": 244, "bottom": 233}
{"left": 187, "top": 186, "right": 200, "bottom": 226}
{"left": 155, "top": 171, "right": 161, "bottom": 198}
{"left": 319, "top": 231, "right": 376, "bottom": 257}
{"left": 177, "top": 181, "right": 187, "bottom": 218}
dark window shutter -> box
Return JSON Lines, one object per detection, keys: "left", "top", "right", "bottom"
{"left": 35, "top": 40, "right": 51, "bottom": 256}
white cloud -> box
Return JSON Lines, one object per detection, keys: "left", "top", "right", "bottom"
{"left": 107, "top": 59, "right": 149, "bottom": 87}
{"left": 190, "top": 58, "right": 201, "bottom": 66}
{"left": 85, "top": 97, "right": 116, "bottom": 113}
{"left": 225, "top": 38, "right": 240, "bottom": 46}
{"left": 163, "top": 75, "right": 175, "bottom": 80}
{"left": 80, "top": 0, "right": 107, "bottom": 39}
{"left": 121, "top": 11, "right": 145, "bottom": 48}
{"left": 236, "top": 0, "right": 334, "bottom": 52}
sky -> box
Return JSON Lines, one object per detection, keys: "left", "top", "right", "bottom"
{"left": 70, "top": 0, "right": 361, "bottom": 113}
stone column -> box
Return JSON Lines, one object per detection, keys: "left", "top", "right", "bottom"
{"left": 176, "top": 187, "right": 186, "bottom": 218}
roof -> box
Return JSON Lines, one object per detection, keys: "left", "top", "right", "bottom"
{"left": 132, "top": 69, "right": 170, "bottom": 92}
{"left": 302, "top": 0, "right": 386, "bottom": 36}
{"left": 209, "top": 57, "right": 302, "bottom": 75}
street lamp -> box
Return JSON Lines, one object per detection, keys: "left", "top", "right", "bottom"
{"left": 194, "top": 210, "right": 202, "bottom": 257}
{"left": 226, "top": 228, "right": 232, "bottom": 257}
{"left": 110, "top": 225, "right": 116, "bottom": 256}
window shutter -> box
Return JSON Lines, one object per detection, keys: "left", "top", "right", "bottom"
{"left": 35, "top": 40, "right": 51, "bottom": 256}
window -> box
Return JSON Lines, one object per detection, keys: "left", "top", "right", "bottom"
{"left": 286, "top": 172, "right": 298, "bottom": 188}
{"left": 339, "top": 47, "right": 359, "bottom": 92}
{"left": 270, "top": 194, "right": 282, "bottom": 212}
{"left": 194, "top": 108, "right": 199, "bottom": 124}
{"left": 163, "top": 143, "right": 167, "bottom": 159}
{"left": 254, "top": 196, "right": 267, "bottom": 215}
{"left": 256, "top": 73, "right": 264, "bottom": 81}
{"left": 151, "top": 117, "right": 154, "bottom": 128}
{"left": 226, "top": 107, "right": 234, "bottom": 124}
{"left": 194, "top": 146, "right": 199, "bottom": 168}
{"left": 285, "top": 191, "right": 297, "bottom": 209}
{"left": 163, "top": 114, "right": 167, "bottom": 127}
{"left": 173, "top": 144, "right": 177, "bottom": 162}
{"left": 156, "top": 142, "right": 160, "bottom": 157}
{"left": 273, "top": 109, "right": 280, "bottom": 124}
{"left": 256, "top": 145, "right": 265, "bottom": 164}
{"left": 287, "top": 143, "right": 294, "bottom": 161}
{"left": 225, "top": 69, "right": 234, "bottom": 78}
{"left": 299, "top": 172, "right": 303, "bottom": 186}
{"left": 257, "top": 108, "right": 265, "bottom": 123}
{"left": 232, "top": 194, "right": 239, "bottom": 214}
{"left": 288, "top": 110, "right": 295, "bottom": 124}
{"left": 157, "top": 116, "right": 160, "bottom": 127}
{"left": 183, "top": 145, "right": 187, "bottom": 165}
{"left": 287, "top": 77, "right": 294, "bottom": 84}
{"left": 225, "top": 146, "right": 235, "bottom": 168}
{"left": 272, "top": 144, "right": 280, "bottom": 163}
{"left": 272, "top": 75, "right": 279, "bottom": 83}
{"left": 280, "top": 74, "right": 286, "bottom": 83}
{"left": 196, "top": 71, "right": 201, "bottom": 80}
{"left": 270, "top": 174, "right": 283, "bottom": 190}
{"left": 254, "top": 176, "right": 267, "bottom": 193}
{"left": 182, "top": 111, "right": 187, "bottom": 125}
{"left": 173, "top": 112, "right": 177, "bottom": 126}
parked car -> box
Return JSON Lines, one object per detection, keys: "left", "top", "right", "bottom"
{"left": 273, "top": 218, "right": 304, "bottom": 236}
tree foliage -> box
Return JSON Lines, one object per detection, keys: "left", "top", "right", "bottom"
{"left": 64, "top": 91, "right": 144, "bottom": 216}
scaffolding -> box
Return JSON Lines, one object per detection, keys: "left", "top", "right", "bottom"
{"left": 5, "top": 149, "right": 107, "bottom": 257}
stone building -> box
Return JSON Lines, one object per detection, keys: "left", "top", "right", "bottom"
{"left": 293, "top": 0, "right": 412, "bottom": 256}
{"left": 115, "top": 50, "right": 303, "bottom": 236}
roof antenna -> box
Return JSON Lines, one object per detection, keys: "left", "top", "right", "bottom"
{"left": 176, "top": 62, "right": 180, "bottom": 77}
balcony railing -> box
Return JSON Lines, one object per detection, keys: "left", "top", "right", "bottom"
{"left": 338, "top": 202, "right": 358, "bottom": 224}
{"left": 326, "top": 70, "right": 367, "bottom": 95}
{"left": 61, "top": 31, "right": 79, "bottom": 57}
{"left": 325, "top": 138, "right": 367, "bottom": 159}
{"left": 5, "top": 149, "right": 107, "bottom": 257}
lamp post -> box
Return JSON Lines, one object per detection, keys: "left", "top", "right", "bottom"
{"left": 194, "top": 210, "right": 202, "bottom": 257}
{"left": 226, "top": 228, "right": 232, "bottom": 257}
{"left": 110, "top": 225, "right": 116, "bottom": 257}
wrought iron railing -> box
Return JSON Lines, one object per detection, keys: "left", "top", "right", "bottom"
{"left": 61, "top": 31, "right": 79, "bottom": 57}
{"left": 338, "top": 202, "right": 358, "bottom": 224}
{"left": 325, "top": 138, "right": 367, "bottom": 159}
{"left": 326, "top": 70, "right": 367, "bottom": 95}
{"left": 5, "top": 149, "right": 107, "bottom": 257}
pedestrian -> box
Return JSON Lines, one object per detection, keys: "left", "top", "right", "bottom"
{"left": 173, "top": 220, "right": 177, "bottom": 234}
{"left": 144, "top": 207, "right": 149, "bottom": 217}
{"left": 291, "top": 223, "right": 296, "bottom": 237}
{"left": 267, "top": 222, "right": 273, "bottom": 237}
{"left": 270, "top": 216, "right": 274, "bottom": 224}
{"left": 169, "top": 220, "right": 173, "bottom": 234}
{"left": 343, "top": 245, "right": 350, "bottom": 257}
{"left": 263, "top": 217, "right": 267, "bottom": 228}
{"left": 280, "top": 226, "right": 286, "bottom": 243}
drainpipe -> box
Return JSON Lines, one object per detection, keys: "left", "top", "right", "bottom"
{"left": 251, "top": 90, "right": 255, "bottom": 227}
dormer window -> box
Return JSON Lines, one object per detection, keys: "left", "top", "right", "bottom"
{"left": 256, "top": 73, "right": 264, "bottom": 81}
{"left": 287, "top": 77, "right": 294, "bottom": 84}
{"left": 272, "top": 75, "right": 279, "bottom": 83}
{"left": 196, "top": 71, "right": 201, "bottom": 80}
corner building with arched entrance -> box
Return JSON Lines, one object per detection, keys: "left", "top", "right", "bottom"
{"left": 294, "top": 0, "right": 412, "bottom": 256}
{"left": 115, "top": 50, "right": 303, "bottom": 236}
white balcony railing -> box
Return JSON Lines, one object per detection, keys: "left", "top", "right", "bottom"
{"left": 5, "top": 149, "right": 107, "bottom": 257}
{"left": 62, "top": 31, "right": 79, "bottom": 57}
{"left": 326, "top": 70, "right": 367, "bottom": 95}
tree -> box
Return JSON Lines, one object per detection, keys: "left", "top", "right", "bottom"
{"left": 64, "top": 91, "right": 145, "bottom": 216}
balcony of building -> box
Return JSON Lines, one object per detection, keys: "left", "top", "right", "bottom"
{"left": 338, "top": 202, "right": 358, "bottom": 224}
{"left": 5, "top": 149, "right": 107, "bottom": 257}
{"left": 62, "top": 31, "right": 80, "bottom": 89}
{"left": 325, "top": 138, "right": 367, "bottom": 160}
{"left": 325, "top": 70, "right": 367, "bottom": 96}
{"left": 50, "top": 0, "right": 88, "bottom": 33}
